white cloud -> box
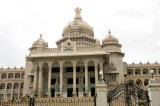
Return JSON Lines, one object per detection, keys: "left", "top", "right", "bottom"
{"left": 0, "top": 0, "right": 160, "bottom": 67}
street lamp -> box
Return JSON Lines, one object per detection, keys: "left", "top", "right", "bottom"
{"left": 150, "top": 70, "right": 154, "bottom": 79}
{"left": 99, "top": 70, "right": 103, "bottom": 80}
{"left": 99, "top": 70, "right": 105, "bottom": 83}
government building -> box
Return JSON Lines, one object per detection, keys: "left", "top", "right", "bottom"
{"left": 0, "top": 7, "right": 160, "bottom": 100}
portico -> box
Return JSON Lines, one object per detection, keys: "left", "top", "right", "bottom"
{"left": 32, "top": 58, "right": 104, "bottom": 97}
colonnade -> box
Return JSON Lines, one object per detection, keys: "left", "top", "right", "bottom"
{"left": 32, "top": 60, "right": 104, "bottom": 97}
{"left": 0, "top": 82, "right": 23, "bottom": 99}
{"left": 127, "top": 68, "right": 160, "bottom": 76}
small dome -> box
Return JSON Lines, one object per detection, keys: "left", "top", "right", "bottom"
{"left": 62, "top": 7, "right": 93, "bottom": 36}
{"left": 32, "top": 34, "right": 48, "bottom": 47}
{"left": 102, "top": 30, "right": 118, "bottom": 44}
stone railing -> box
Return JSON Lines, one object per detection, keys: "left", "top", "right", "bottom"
{"left": 42, "top": 48, "right": 61, "bottom": 52}
{"left": 0, "top": 67, "right": 24, "bottom": 71}
{"left": 30, "top": 46, "right": 101, "bottom": 54}
{"left": 127, "top": 62, "right": 160, "bottom": 67}
{"left": 76, "top": 46, "right": 98, "bottom": 51}
{"left": 0, "top": 97, "right": 94, "bottom": 106}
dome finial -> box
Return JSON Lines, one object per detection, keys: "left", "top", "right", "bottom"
{"left": 74, "top": 7, "right": 83, "bottom": 21}
{"left": 40, "top": 33, "right": 42, "bottom": 38}
{"left": 108, "top": 30, "right": 111, "bottom": 34}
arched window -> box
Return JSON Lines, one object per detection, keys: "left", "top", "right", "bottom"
{"left": 21, "top": 83, "right": 24, "bottom": 89}
{"left": 21, "top": 73, "right": 25, "bottom": 78}
{"left": 143, "top": 68, "right": 149, "bottom": 75}
{"left": 136, "top": 79, "right": 142, "bottom": 86}
{"left": 15, "top": 73, "right": 20, "bottom": 79}
{"left": 8, "top": 73, "right": 13, "bottom": 79}
{"left": 0, "top": 83, "right": 5, "bottom": 89}
{"left": 135, "top": 69, "right": 141, "bottom": 75}
{"left": 7, "top": 83, "right": 12, "bottom": 89}
{"left": 14, "top": 83, "right": 19, "bottom": 89}
{"left": 1, "top": 73, "right": 7, "bottom": 79}
{"left": 128, "top": 79, "right": 134, "bottom": 85}
{"left": 144, "top": 79, "right": 149, "bottom": 86}
{"left": 127, "top": 69, "right": 133, "bottom": 75}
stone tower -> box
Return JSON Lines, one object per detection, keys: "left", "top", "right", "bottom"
{"left": 102, "top": 30, "right": 125, "bottom": 88}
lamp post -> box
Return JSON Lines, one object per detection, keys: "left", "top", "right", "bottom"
{"left": 99, "top": 70, "right": 103, "bottom": 80}
{"left": 99, "top": 70, "right": 105, "bottom": 83}
{"left": 29, "top": 95, "right": 35, "bottom": 106}
{"left": 150, "top": 70, "right": 154, "bottom": 79}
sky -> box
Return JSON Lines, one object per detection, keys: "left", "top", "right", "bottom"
{"left": 0, "top": 0, "right": 160, "bottom": 68}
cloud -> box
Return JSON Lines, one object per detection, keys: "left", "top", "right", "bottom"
{"left": 0, "top": 0, "right": 160, "bottom": 67}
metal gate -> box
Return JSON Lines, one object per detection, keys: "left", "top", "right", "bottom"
{"left": 107, "top": 82, "right": 150, "bottom": 106}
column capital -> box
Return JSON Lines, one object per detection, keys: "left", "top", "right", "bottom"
{"left": 33, "top": 62, "right": 38, "bottom": 66}
{"left": 58, "top": 61, "right": 64, "bottom": 67}
{"left": 94, "top": 60, "right": 99, "bottom": 66}
{"left": 72, "top": 61, "right": 77, "bottom": 66}
{"left": 48, "top": 62, "right": 52, "bottom": 67}
{"left": 99, "top": 59, "right": 105, "bottom": 63}
{"left": 38, "top": 62, "right": 43, "bottom": 67}
{"left": 83, "top": 60, "right": 88, "bottom": 66}
{"left": 39, "top": 67, "right": 43, "bottom": 73}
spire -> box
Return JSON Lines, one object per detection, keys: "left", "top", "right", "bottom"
{"left": 108, "top": 30, "right": 111, "bottom": 34}
{"left": 40, "top": 33, "right": 42, "bottom": 38}
{"left": 74, "top": 7, "right": 83, "bottom": 21}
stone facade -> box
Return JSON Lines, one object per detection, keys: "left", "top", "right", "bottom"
{"left": 0, "top": 7, "right": 160, "bottom": 99}
{"left": 0, "top": 67, "right": 24, "bottom": 99}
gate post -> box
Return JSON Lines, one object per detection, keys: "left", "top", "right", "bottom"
{"left": 148, "top": 79, "right": 160, "bottom": 106}
{"left": 96, "top": 80, "right": 108, "bottom": 106}
{"left": 29, "top": 95, "right": 35, "bottom": 106}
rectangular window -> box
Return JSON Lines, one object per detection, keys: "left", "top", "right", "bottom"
{"left": 76, "top": 67, "right": 80, "bottom": 72}
{"left": 51, "top": 79, "right": 56, "bottom": 84}
{"left": 52, "top": 67, "right": 60, "bottom": 73}
{"left": 66, "top": 67, "right": 73, "bottom": 72}
{"left": 76, "top": 78, "right": 79, "bottom": 84}
{"left": 88, "top": 66, "right": 95, "bottom": 72}
{"left": 109, "top": 74, "right": 116, "bottom": 81}
{"left": 67, "top": 78, "right": 73, "bottom": 84}
{"left": 90, "top": 77, "right": 95, "bottom": 84}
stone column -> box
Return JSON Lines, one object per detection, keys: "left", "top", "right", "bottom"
{"left": 96, "top": 81, "right": 108, "bottom": 106}
{"left": 6, "top": 73, "right": 8, "bottom": 80}
{"left": 47, "top": 63, "right": 52, "bottom": 97}
{"left": 156, "top": 68, "right": 158, "bottom": 75}
{"left": 11, "top": 83, "right": 14, "bottom": 99}
{"left": 140, "top": 68, "right": 143, "bottom": 76}
{"left": 148, "top": 68, "right": 151, "bottom": 76}
{"left": 4, "top": 83, "right": 7, "bottom": 98}
{"left": 33, "top": 65, "right": 38, "bottom": 95}
{"left": 38, "top": 64, "right": 43, "bottom": 97}
{"left": 148, "top": 79, "right": 160, "bottom": 106}
{"left": 84, "top": 61, "right": 88, "bottom": 93}
{"left": 133, "top": 69, "right": 135, "bottom": 76}
{"left": 94, "top": 61, "right": 98, "bottom": 86}
{"left": 59, "top": 61, "right": 64, "bottom": 96}
{"left": 72, "top": 61, "right": 77, "bottom": 96}
{"left": 18, "top": 82, "right": 21, "bottom": 99}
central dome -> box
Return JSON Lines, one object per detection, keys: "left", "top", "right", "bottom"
{"left": 62, "top": 7, "right": 93, "bottom": 37}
